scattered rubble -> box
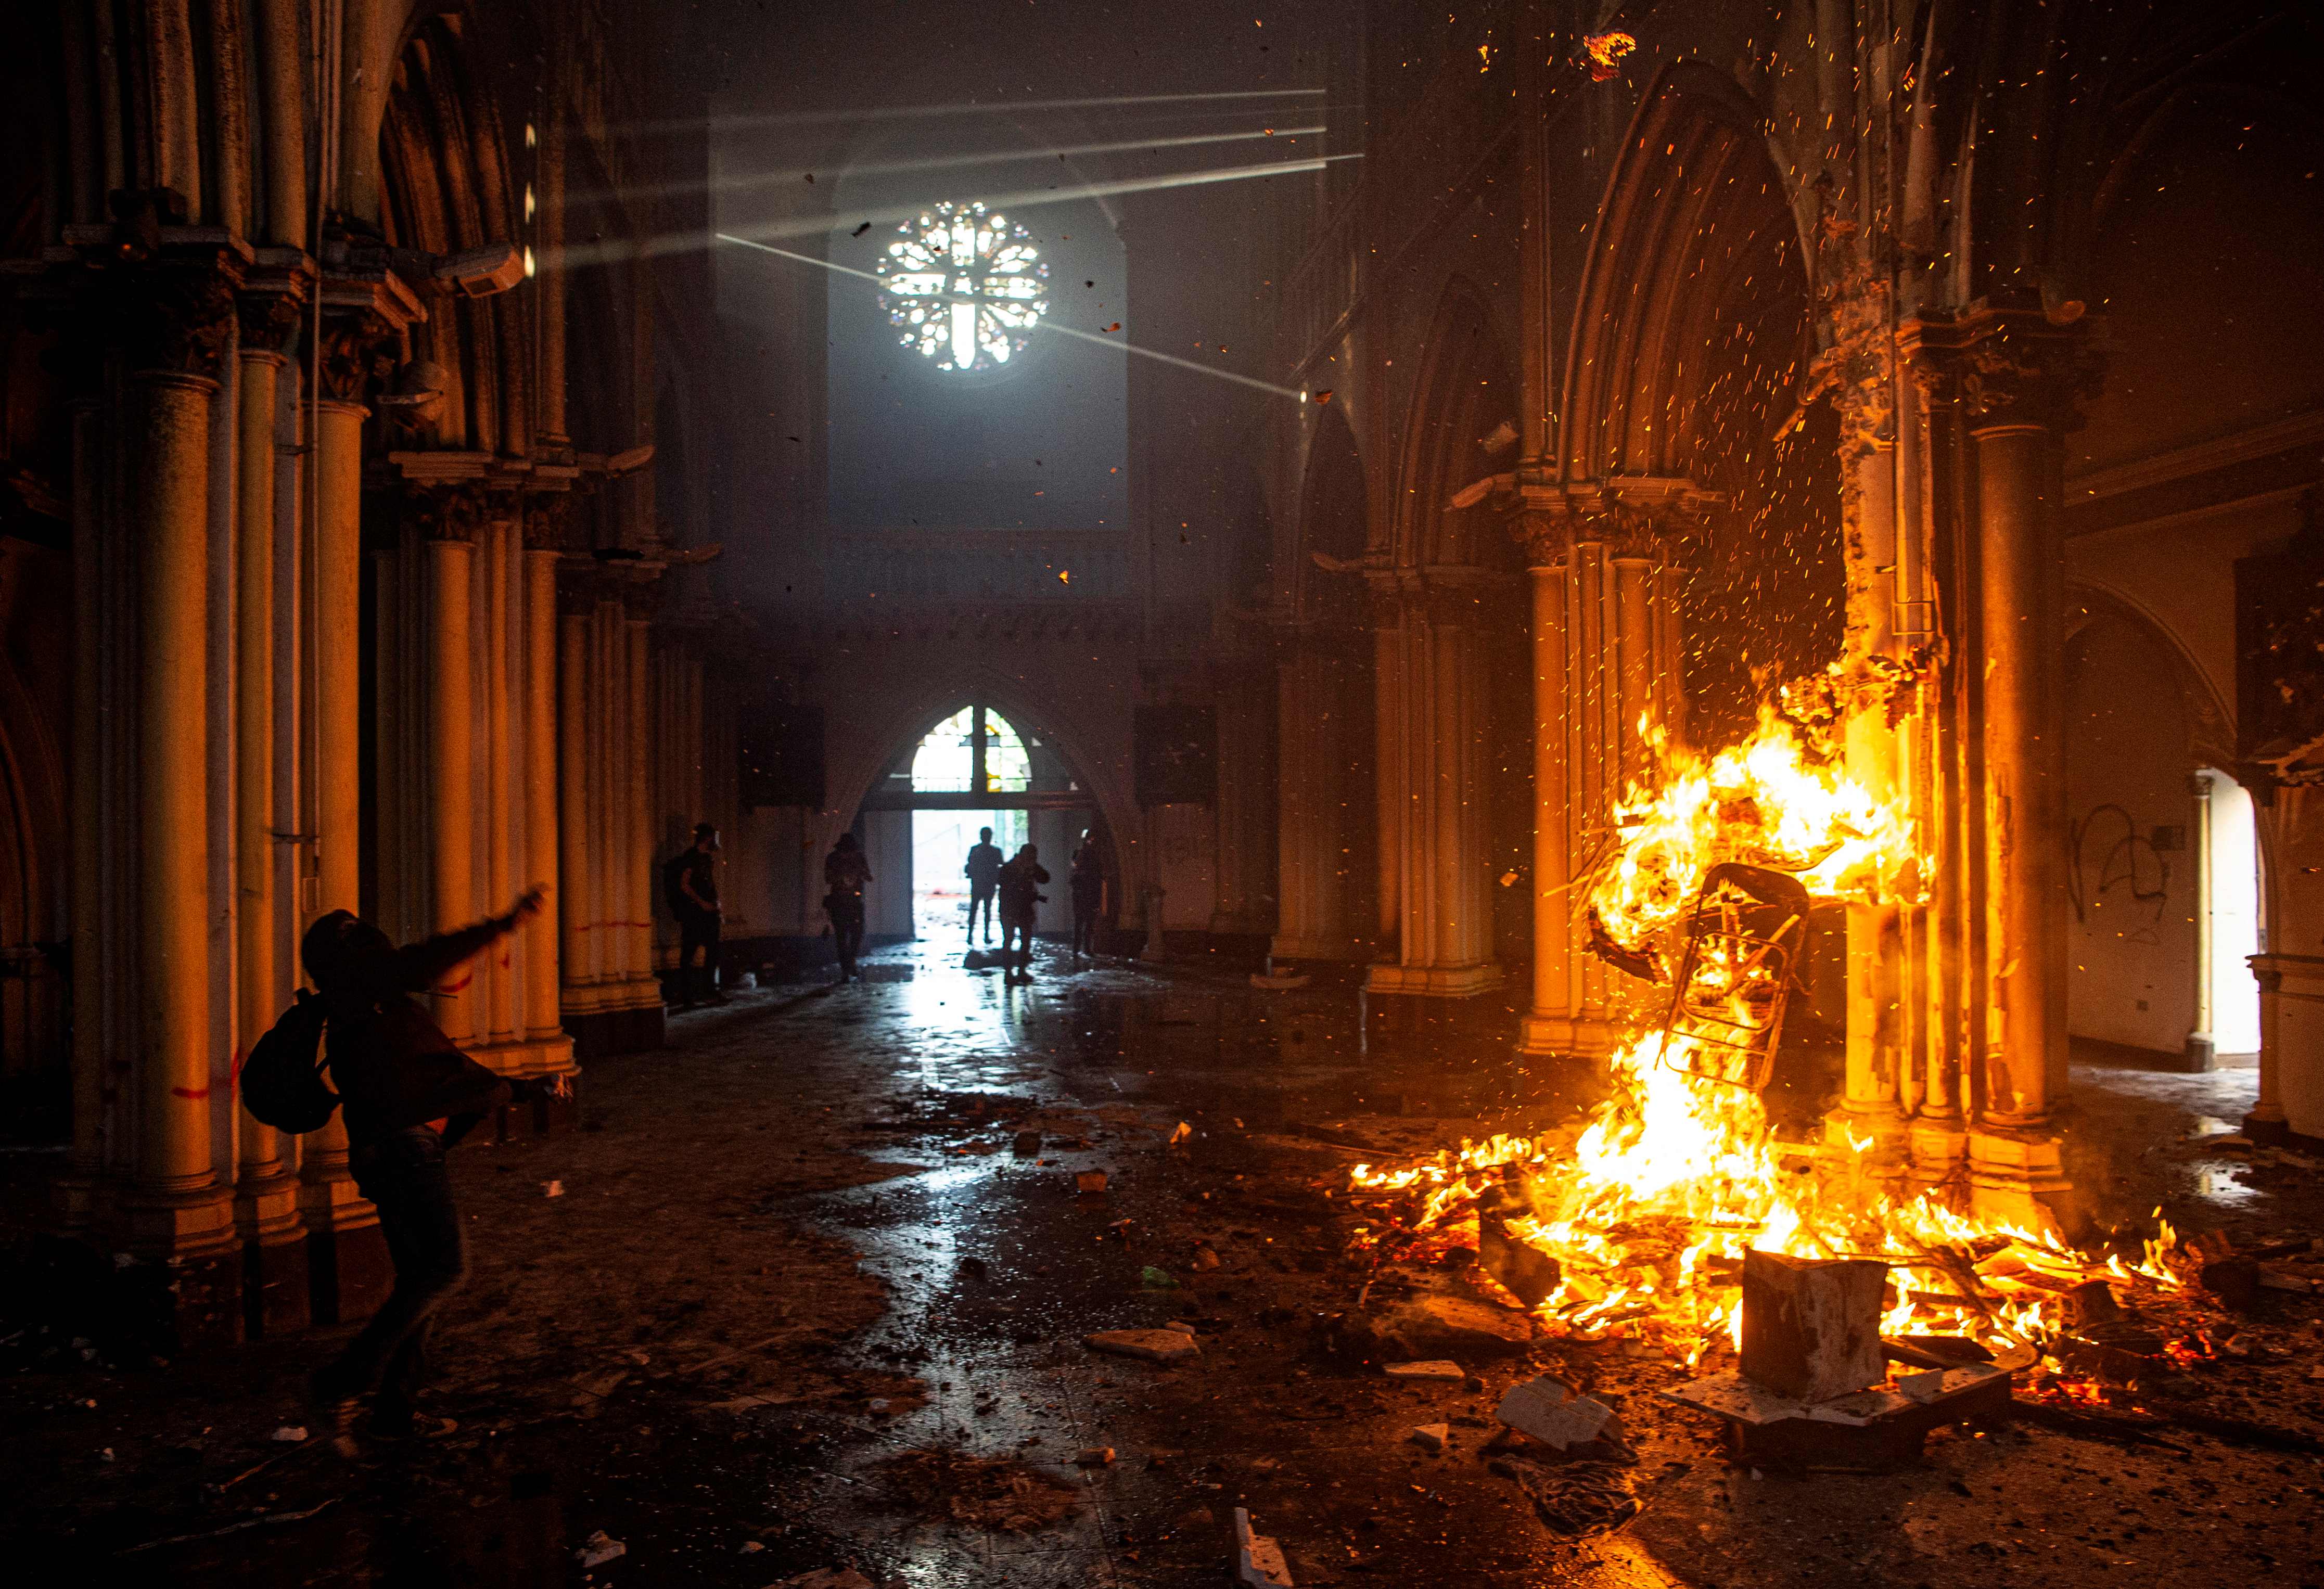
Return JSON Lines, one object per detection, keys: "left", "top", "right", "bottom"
{"left": 1084, "top": 1329, "right": 1202, "bottom": 1364}
{"left": 874, "top": 1448, "right": 1078, "bottom": 1532}
{"left": 1076, "top": 1171, "right": 1109, "bottom": 1194}
{"left": 576, "top": 1529, "right": 626, "bottom": 1568}
{"left": 1494, "top": 1375, "right": 1621, "bottom": 1452}
{"left": 1382, "top": 1360, "right": 1464, "bottom": 1381}
{"left": 1233, "top": 1506, "right": 1294, "bottom": 1587}
{"left": 1409, "top": 1423, "right": 1448, "bottom": 1452}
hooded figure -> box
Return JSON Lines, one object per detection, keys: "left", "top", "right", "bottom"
{"left": 302, "top": 888, "right": 558, "bottom": 1441}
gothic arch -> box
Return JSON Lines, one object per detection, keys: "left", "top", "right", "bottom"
{"left": 1394, "top": 281, "right": 1516, "bottom": 569}
{"left": 376, "top": 10, "right": 529, "bottom": 454}
{"left": 1560, "top": 62, "right": 1807, "bottom": 486}
{"left": 818, "top": 669, "right": 1144, "bottom": 907}
{"left": 2066, "top": 583, "right": 2238, "bottom": 775}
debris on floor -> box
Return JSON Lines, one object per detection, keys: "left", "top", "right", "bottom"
{"left": 1382, "top": 1359, "right": 1464, "bottom": 1380}
{"left": 874, "top": 1447, "right": 1079, "bottom": 1532}
{"left": 1495, "top": 1375, "right": 1621, "bottom": 1451}
{"left": 1085, "top": 1328, "right": 1202, "bottom": 1363}
{"left": 1233, "top": 1505, "right": 1295, "bottom": 1587}
{"left": 1409, "top": 1422, "right": 1448, "bottom": 1451}
{"left": 575, "top": 1529, "right": 626, "bottom": 1567}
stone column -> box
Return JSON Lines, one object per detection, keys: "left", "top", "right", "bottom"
{"left": 1513, "top": 484, "right": 1693, "bottom": 1056}
{"left": 426, "top": 523, "right": 478, "bottom": 1040}
{"left": 119, "top": 339, "right": 239, "bottom": 1338}
{"left": 1909, "top": 308, "right": 2096, "bottom": 1227}
{"left": 557, "top": 591, "right": 598, "bottom": 1035}
{"left": 63, "top": 391, "right": 105, "bottom": 1229}
{"left": 1209, "top": 656, "right": 1277, "bottom": 938}
{"left": 627, "top": 615, "right": 661, "bottom": 1023}
{"left": 2247, "top": 958, "right": 2289, "bottom": 1140}
{"left": 1365, "top": 571, "right": 1507, "bottom": 997}
{"left": 1270, "top": 636, "right": 1369, "bottom": 960}
{"left": 301, "top": 277, "right": 418, "bottom": 1322}
{"left": 232, "top": 286, "right": 307, "bottom": 1334}
{"left": 483, "top": 515, "right": 520, "bottom": 1050}
{"left": 522, "top": 523, "right": 573, "bottom": 1075}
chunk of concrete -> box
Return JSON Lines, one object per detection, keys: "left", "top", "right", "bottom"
{"left": 1375, "top": 1293, "right": 1535, "bottom": 1360}
{"left": 1739, "top": 1250, "right": 1888, "bottom": 1402}
{"left": 1383, "top": 1359, "right": 1465, "bottom": 1381}
{"left": 1410, "top": 1423, "right": 1449, "bottom": 1452}
{"left": 1076, "top": 1170, "right": 1110, "bottom": 1194}
{"left": 1495, "top": 1374, "right": 1621, "bottom": 1451}
{"left": 1895, "top": 1369, "right": 1947, "bottom": 1405}
{"left": 1234, "top": 1506, "right": 1294, "bottom": 1587}
{"left": 1479, "top": 1216, "right": 1562, "bottom": 1308}
{"left": 1084, "top": 1329, "right": 1202, "bottom": 1364}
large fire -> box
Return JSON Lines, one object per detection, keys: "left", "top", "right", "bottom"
{"left": 1351, "top": 693, "right": 2182, "bottom": 1372}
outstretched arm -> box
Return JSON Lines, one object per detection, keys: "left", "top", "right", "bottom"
{"left": 398, "top": 885, "right": 547, "bottom": 989}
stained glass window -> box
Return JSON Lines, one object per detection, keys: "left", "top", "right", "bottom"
{"left": 909, "top": 705, "right": 1031, "bottom": 793}
{"left": 876, "top": 201, "right": 1049, "bottom": 371}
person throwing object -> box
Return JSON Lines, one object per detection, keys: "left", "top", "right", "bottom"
{"left": 303, "top": 888, "right": 566, "bottom": 1441}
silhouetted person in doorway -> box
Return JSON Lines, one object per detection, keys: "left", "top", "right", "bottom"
{"left": 303, "top": 888, "right": 565, "bottom": 1441}
{"left": 664, "top": 823, "right": 724, "bottom": 1007}
{"left": 997, "top": 843, "right": 1049, "bottom": 981}
{"left": 825, "top": 831, "right": 873, "bottom": 983}
{"left": 963, "top": 825, "right": 1003, "bottom": 943}
{"left": 1070, "top": 830, "right": 1104, "bottom": 960}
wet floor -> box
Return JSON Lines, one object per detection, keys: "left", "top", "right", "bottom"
{"left": 3, "top": 928, "right": 2320, "bottom": 1586}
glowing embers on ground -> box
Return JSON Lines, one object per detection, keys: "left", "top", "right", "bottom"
{"left": 877, "top": 200, "right": 1049, "bottom": 371}
{"left": 1349, "top": 692, "right": 2184, "bottom": 1376}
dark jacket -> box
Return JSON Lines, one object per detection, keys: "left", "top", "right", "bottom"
{"left": 317, "top": 919, "right": 522, "bottom": 1149}
{"left": 998, "top": 857, "right": 1050, "bottom": 921}
{"left": 964, "top": 842, "right": 1004, "bottom": 891}
{"left": 1069, "top": 849, "right": 1104, "bottom": 911}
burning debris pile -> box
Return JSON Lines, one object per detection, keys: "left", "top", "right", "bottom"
{"left": 1345, "top": 689, "right": 2305, "bottom": 1447}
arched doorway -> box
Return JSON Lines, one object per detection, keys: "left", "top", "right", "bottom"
{"left": 857, "top": 702, "right": 1110, "bottom": 945}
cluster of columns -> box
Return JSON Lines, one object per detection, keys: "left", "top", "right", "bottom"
{"left": 371, "top": 463, "right": 574, "bottom": 1096}
{"left": 557, "top": 571, "right": 668, "bottom": 1057}
{"left": 1361, "top": 569, "right": 1513, "bottom": 997}
{"left": 1271, "top": 630, "right": 1374, "bottom": 961}
{"left": 1511, "top": 481, "right": 1697, "bottom": 1058}
{"left": 1816, "top": 305, "right": 2098, "bottom": 1226}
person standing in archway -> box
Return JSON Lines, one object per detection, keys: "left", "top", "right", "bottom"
{"left": 997, "top": 843, "right": 1049, "bottom": 982}
{"left": 963, "top": 825, "right": 1003, "bottom": 944}
{"left": 1069, "top": 830, "right": 1105, "bottom": 961}
{"left": 825, "top": 831, "right": 874, "bottom": 983}
{"left": 664, "top": 823, "right": 724, "bottom": 1008}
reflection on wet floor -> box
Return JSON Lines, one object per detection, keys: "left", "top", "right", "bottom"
{"left": 13, "top": 920, "right": 2316, "bottom": 1587}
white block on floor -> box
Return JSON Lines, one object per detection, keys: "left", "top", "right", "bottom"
{"left": 1383, "top": 1359, "right": 1464, "bottom": 1381}
{"left": 1495, "top": 1373, "right": 1619, "bottom": 1450}
{"left": 1234, "top": 1506, "right": 1294, "bottom": 1587}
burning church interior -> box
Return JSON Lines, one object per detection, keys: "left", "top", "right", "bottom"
{"left": 2, "top": 0, "right": 2323, "bottom": 1583}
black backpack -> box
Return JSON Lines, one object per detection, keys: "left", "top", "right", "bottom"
{"left": 241, "top": 991, "right": 339, "bottom": 1133}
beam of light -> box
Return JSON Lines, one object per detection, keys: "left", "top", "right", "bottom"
{"left": 715, "top": 233, "right": 1307, "bottom": 401}
{"left": 570, "top": 126, "right": 1328, "bottom": 212}
{"left": 622, "top": 88, "right": 1327, "bottom": 139}
{"left": 567, "top": 153, "right": 1361, "bottom": 270}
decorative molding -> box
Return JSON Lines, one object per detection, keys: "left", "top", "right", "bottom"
{"left": 1508, "top": 476, "right": 1721, "bottom": 567}
{"left": 1901, "top": 307, "right": 2103, "bottom": 433}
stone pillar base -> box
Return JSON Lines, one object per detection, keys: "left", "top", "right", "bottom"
{"left": 1517, "top": 1012, "right": 1623, "bottom": 1059}
{"left": 564, "top": 992, "right": 665, "bottom": 1060}
{"left": 1270, "top": 933, "right": 1369, "bottom": 962}
{"left": 1365, "top": 962, "right": 1503, "bottom": 998}
{"left": 300, "top": 1177, "right": 389, "bottom": 1326}
{"left": 1907, "top": 1119, "right": 1971, "bottom": 1191}
{"left": 1965, "top": 1126, "right": 2075, "bottom": 1236}
{"left": 235, "top": 1173, "right": 311, "bottom": 1337}
{"left": 1821, "top": 1105, "right": 1911, "bottom": 1159}
{"left": 242, "top": 1231, "right": 312, "bottom": 1338}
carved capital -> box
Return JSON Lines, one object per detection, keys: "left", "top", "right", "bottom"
{"left": 1510, "top": 476, "right": 1719, "bottom": 567}
{"left": 522, "top": 492, "right": 578, "bottom": 552}
{"left": 1902, "top": 308, "right": 2103, "bottom": 434}
{"left": 119, "top": 254, "right": 243, "bottom": 380}
{"left": 403, "top": 479, "right": 497, "bottom": 543}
